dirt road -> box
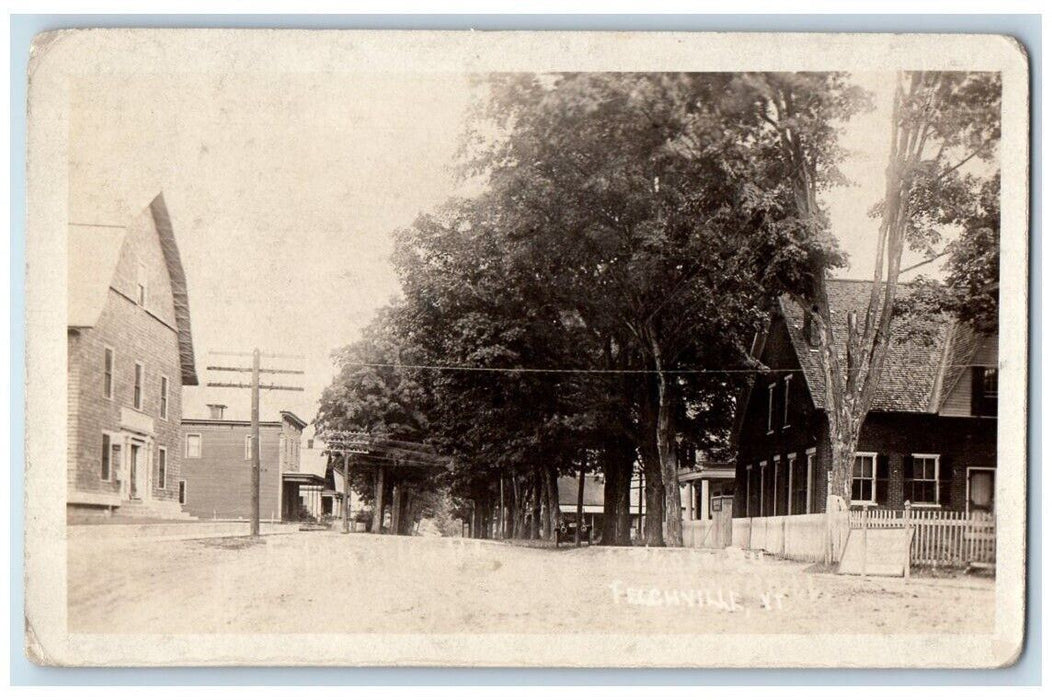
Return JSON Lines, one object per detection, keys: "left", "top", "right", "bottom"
{"left": 67, "top": 530, "right": 994, "bottom": 634}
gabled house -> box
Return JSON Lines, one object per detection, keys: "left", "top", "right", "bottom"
{"left": 67, "top": 193, "right": 198, "bottom": 519}
{"left": 732, "top": 279, "right": 997, "bottom": 519}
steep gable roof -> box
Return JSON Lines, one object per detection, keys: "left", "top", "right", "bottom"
{"left": 149, "top": 194, "right": 198, "bottom": 386}
{"left": 779, "top": 279, "right": 952, "bottom": 414}
{"left": 68, "top": 224, "right": 126, "bottom": 328}
{"left": 68, "top": 192, "right": 198, "bottom": 386}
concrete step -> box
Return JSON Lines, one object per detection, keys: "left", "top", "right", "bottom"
{"left": 114, "top": 499, "right": 196, "bottom": 521}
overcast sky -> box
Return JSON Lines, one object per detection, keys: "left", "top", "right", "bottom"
{"left": 70, "top": 71, "right": 942, "bottom": 426}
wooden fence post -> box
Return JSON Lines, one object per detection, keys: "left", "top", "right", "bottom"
{"left": 860, "top": 505, "right": 868, "bottom": 579}
{"left": 903, "top": 501, "right": 912, "bottom": 580}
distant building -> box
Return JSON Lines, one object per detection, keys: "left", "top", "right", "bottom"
{"left": 67, "top": 193, "right": 198, "bottom": 519}
{"left": 297, "top": 435, "right": 367, "bottom": 522}
{"left": 557, "top": 475, "right": 605, "bottom": 532}
{"left": 179, "top": 405, "right": 308, "bottom": 521}
{"left": 732, "top": 280, "right": 997, "bottom": 518}
{"left": 558, "top": 474, "right": 650, "bottom": 541}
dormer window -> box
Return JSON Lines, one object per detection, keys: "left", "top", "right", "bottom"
{"left": 972, "top": 366, "right": 998, "bottom": 417}
{"left": 982, "top": 368, "right": 998, "bottom": 398}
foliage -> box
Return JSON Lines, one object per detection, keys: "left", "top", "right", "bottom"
{"left": 778, "top": 71, "right": 1001, "bottom": 505}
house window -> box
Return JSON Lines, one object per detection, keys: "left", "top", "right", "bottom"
{"left": 157, "top": 447, "right": 168, "bottom": 490}
{"left": 133, "top": 362, "right": 144, "bottom": 410}
{"left": 245, "top": 435, "right": 254, "bottom": 460}
{"left": 178, "top": 480, "right": 187, "bottom": 505}
{"left": 972, "top": 366, "right": 998, "bottom": 417}
{"left": 185, "top": 433, "right": 202, "bottom": 459}
{"left": 159, "top": 376, "right": 169, "bottom": 420}
{"left": 766, "top": 383, "right": 776, "bottom": 434}
{"left": 852, "top": 453, "right": 878, "bottom": 504}
{"left": 908, "top": 454, "right": 940, "bottom": 505}
{"left": 982, "top": 368, "right": 998, "bottom": 397}
{"left": 966, "top": 468, "right": 994, "bottom": 515}
{"left": 136, "top": 262, "right": 148, "bottom": 306}
{"left": 103, "top": 348, "right": 115, "bottom": 399}
{"left": 101, "top": 433, "right": 112, "bottom": 481}
{"left": 783, "top": 375, "right": 792, "bottom": 428}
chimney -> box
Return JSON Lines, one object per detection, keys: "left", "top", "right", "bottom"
{"left": 207, "top": 404, "right": 227, "bottom": 420}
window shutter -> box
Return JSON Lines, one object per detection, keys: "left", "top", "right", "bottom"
{"left": 938, "top": 456, "right": 953, "bottom": 508}
{"left": 876, "top": 454, "right": 890, "bottom": 506}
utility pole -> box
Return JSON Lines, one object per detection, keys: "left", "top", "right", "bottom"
{"left": 207, "top": 349, "right": 304, "bottom": 537}
{"left": 250, "top": 348, "right": 261, "bottom": 535}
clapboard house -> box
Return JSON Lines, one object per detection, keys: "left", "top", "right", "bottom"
{"left": 732, "top": 280, "right": 997, "bottom": 519}
{"left": 67, "top": 193, "right": 198, "bottom": 519}
{"left": 179, "top": 405, "right": 309, "bottom": 521}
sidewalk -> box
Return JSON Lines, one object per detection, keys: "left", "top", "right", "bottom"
{"left": 67, "top": 520, "right": 305, "bottom": 542}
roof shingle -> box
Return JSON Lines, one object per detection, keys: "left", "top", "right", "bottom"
{"left": 780, "top": 279, "right": 952, "bottom": 414}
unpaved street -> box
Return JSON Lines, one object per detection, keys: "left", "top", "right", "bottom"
{"left": 68, "top": 530, "right": 994, "bottom": 635}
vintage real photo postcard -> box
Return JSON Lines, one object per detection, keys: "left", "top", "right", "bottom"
{"left": 23, "top": 29, "right": 1028, "bottom": 667}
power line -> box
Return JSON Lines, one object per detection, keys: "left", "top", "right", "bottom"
{"left": 338, "top": 361, "right": 997, "bottom": 376}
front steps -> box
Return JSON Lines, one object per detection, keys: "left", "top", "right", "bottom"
{"left": 116, "top": 499, "right": 195, "bottom": 520}
{"left": 68, "top": 498, "right": 196, "bottom": 523}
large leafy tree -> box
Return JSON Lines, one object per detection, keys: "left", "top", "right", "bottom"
{"left": 455, "top": 73, "right": 867, "bottom": 544}
{"left": 315, "top": 305, "right": 432, "bottom": 501}
{"left": 392, "top": 196, "right": 590, "bottom": 540}
{"left": 766, "top": 71, "right": 1001, "bottom": 505}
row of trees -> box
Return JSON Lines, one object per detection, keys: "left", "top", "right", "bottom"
{"left": 316, "top": 71, "right": 1000, "bottom": 545}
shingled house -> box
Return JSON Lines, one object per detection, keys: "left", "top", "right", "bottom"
{"left": 67, "top": 193, "right": 198, "bottom": 519}
{"left": 732, "top": 279, "right": 997, "bottom": 519}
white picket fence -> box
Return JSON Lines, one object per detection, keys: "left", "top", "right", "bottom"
{"left": 849, "top": 509, "right": 996, "bottom": 566}
{"left": 732, "top": 508, "right": 996, "bottom": 567}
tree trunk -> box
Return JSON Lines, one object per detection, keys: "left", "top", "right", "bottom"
{"left": 542, "top": 469, "right": 551, "bottom": 538}
{"left": 639, "top": 375, "right": 665, "bottom": 547}
{"left": 545, "top": 466, "right": 562, "bottom": 541}
{"left": 601, "top": 438, "right": 634, "bottom": 546}
{"left": 509, "top": 472, "right": 522, "bottom": 540}
{"left": 499, "top": 473, "right": 506, "bottom": 539}
{"left": 654, "top": 354, "right": 683, "bottom": 547}
{"left": 575, "top": 463, "right": 585, "bottom": 546}
{"left": 531, "top": 467, "right": 542, "bottom": 540}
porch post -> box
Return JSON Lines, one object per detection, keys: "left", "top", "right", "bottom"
{"left": 391, "top": 482, "right": 403, "bottom": 536}
{"left": 371, "top": 466, "right": 385, "bottom": 534}
{"left": 341, "top": 452, "right": 350, "bottom": 534}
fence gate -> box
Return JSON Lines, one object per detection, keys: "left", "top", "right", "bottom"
{"left": 847, "top": 507, "right": 996, "bottom": 568}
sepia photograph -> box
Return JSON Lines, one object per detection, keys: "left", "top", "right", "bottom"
{"left": 23, "top": 29, "right": 1028, "bottom": 668}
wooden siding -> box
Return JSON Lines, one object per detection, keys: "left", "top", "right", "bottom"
{"left": 179, "top": 421, "right": 303, "bottom": 520}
